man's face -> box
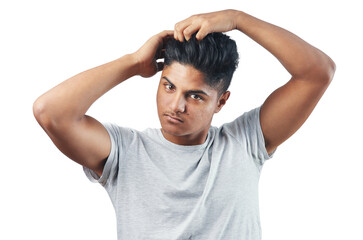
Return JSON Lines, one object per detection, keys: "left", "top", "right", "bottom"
{"left": 156, "top": 62, "right": 230, "bottom": 145}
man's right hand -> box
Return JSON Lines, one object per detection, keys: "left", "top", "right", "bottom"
{"left": 33, "top": 30, "right": 172, "bottom": 177}
{"left": 133, "top": 30, "right": 174, "bottom": 78}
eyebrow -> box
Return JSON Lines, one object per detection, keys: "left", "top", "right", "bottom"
{"left": 162, "top": 76, "right": 209, "bottom": 96}
{"left": 162, "top": 76, "right": 175, "bottom": 88}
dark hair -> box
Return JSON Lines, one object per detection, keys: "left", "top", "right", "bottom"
{"left": 164, "top": 32, "right": 239, "bottom": 96}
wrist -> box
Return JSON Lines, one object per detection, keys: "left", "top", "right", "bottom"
{"left": 123, "top": 53, "right": 141, "bottom": 77}
{"left": 233, "top": 10, "right": 249, "bottom": 32}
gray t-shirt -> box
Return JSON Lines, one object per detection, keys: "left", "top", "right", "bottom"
{"left": 84, "top": 106, "right": 274, "bottom": 240}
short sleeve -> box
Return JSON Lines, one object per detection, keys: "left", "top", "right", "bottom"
{"left": 83, "top": 123, "right": 134, "bottom": 187}
{"left": 222, "top": 106, "right": 275, "bottom": 166}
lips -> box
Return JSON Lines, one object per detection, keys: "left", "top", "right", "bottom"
{"left": 164, "top": 114, "right": 184, "bottom": 123}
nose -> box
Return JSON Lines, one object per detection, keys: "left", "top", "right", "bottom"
{"left": 170, "top": 93, "right": 186, "bottom": 113}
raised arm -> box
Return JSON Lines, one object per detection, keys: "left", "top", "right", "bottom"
{"left": 33, "top": 30, "right": 173, "bottom": 176}
{"left": 174, "top": 9, "right": 336, "bottom": 154}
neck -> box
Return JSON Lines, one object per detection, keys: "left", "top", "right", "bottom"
{"left": 160, "top": 128, "right": 209, "bottom": 146}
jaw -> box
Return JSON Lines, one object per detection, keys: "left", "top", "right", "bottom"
{"left": 159, "top": 115, "right": 213, "bottom": 146}
{"left": 160, "top": 127, "right": 209, "bottom": 146}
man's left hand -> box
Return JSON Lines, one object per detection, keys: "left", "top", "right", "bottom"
{"left": 174, "top": 9, "right": 239, "bottom": 42}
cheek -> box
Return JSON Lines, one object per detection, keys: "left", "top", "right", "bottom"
{"left": 157, "top": 90, "right": 172, "bottom": 116}
{"left": 156, "top": 89, "right": 165, "bottom": 109}
{"left": 189, "top": 104, "right": 216, "bottom": 121}
{"left": 157, "top": 94, "right": 167, "bottom": 104}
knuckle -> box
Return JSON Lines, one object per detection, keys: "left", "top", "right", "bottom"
{"left": 174, "top": 23, "right": 181, "bottom": 31}
{"left": 203, "top": 19, "right": 211, "bottom": 27}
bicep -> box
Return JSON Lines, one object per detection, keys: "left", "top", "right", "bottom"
{"left": 45, "top": 115, "right": 111, "bottom": 177}
{"left": 260, "top": 77, "right": 331, "bottom": 154}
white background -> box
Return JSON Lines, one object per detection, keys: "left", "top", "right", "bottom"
{"left": 1, "top": 0, "right": 362, "bottom": 239}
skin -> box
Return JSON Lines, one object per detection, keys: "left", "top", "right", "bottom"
{"left": 33, "top": 30, "right": 174, "bottom": 177}
{"left": 157, "top": 62, "right": 230, "bottom": 145}
{"left": 174, "top": 10, "right": 335, "bottom": 153}
{"left": 33, "top": 10, "right": 335, "bottom": 178}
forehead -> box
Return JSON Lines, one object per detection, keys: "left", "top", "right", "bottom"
{"left": 161, "top": 62, "right": 216, "bottom": 93}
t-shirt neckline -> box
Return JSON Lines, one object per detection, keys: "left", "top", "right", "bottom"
{"left": 157, "top": 128, "right": 211, "bottom": 151}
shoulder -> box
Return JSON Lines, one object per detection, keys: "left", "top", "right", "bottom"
{"left": 102, "top": 123, "right": 151, "bottom": 151}
{"left": 217, "top": 106, "right": 274, "bottom": 162}
{"left": 219, "top": 107, "right": 261, "bottom": 138}
{"left": 103, "top": 123, "right": 137, "bottom": 140}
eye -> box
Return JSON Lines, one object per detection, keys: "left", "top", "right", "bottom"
{"left": 190, "top": 94, "right": 203, "bottom": 101}
{"left": 164, "top": 83, "right": 175, "bottom": 91}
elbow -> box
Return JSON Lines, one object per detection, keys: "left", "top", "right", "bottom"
{"left": 33, "top": 96, "right": 62, "bottom": 131}
{"left": 318, "top": 49, "right": 336, "bottom": 83}
{"left": 33, "top": 96, "right": 78, "bottom": 132}
{"left": 293, "top": 55, "right": 336, "bottom": 86}
{"left": 309, "top": 55, "right": 336, "bottom": 86}
{"left": 323, "top": 56, "right": 336, "bottom": 83}
{"left": 33, "top": 97, "right": 52, "bottom": 129}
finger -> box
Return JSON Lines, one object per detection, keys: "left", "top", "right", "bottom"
{"left": 195, "top": 27, "right": 210, "bottom": 41}
{"left": 157, "top": 62, "right": 164, "bottom": 72}
{"left": 155, "top": 30, "right": 174, "bottom": 45}
{"left": 162, "top": 34, "right": 173, "bottom": 48}
{"left": 174, "top": 30, "right": 178, "bottom": 41}
{"left": 156, "top": 48, "right": 165, "bottom": 60}
{"left": 174, "top": 20, "right": 192, "bottom": 42}
{"left": 160, "top": 49, "right": 166, "bottom": 59}
{"left": 176, "top": 26, "right": 185, "bottom": 42}
{"left": 159, "top": 30, "right": 174, "bottom": 38}
{"left": 155, "top": 31, "right": 173, "bottom": 58}
{"left": 183, "top": 24, "right": 201, "bottom": 41}
{"left": 174, "top": 22, "right": 183, "bottom": 41}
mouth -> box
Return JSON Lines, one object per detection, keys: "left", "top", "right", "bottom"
{"left": 164, "top": 114, "right": 184, "bottom": 123}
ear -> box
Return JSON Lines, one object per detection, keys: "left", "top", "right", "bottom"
{"left": 214, "top": 91, "right": 230, "bottom": 113}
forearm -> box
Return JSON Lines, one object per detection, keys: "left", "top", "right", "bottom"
{"left": 234, "top": 10, "right": 335, "bottom": 79}
{"left": 34, "top": 54, "right": 138, "bottom": 124}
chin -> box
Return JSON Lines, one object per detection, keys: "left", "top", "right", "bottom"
{"left": 161, "top": 124, "right": 188, "bottom": 137}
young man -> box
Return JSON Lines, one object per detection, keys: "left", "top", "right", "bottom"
{"left": 33, "top": 9, "right": 335, "bottom": 240}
